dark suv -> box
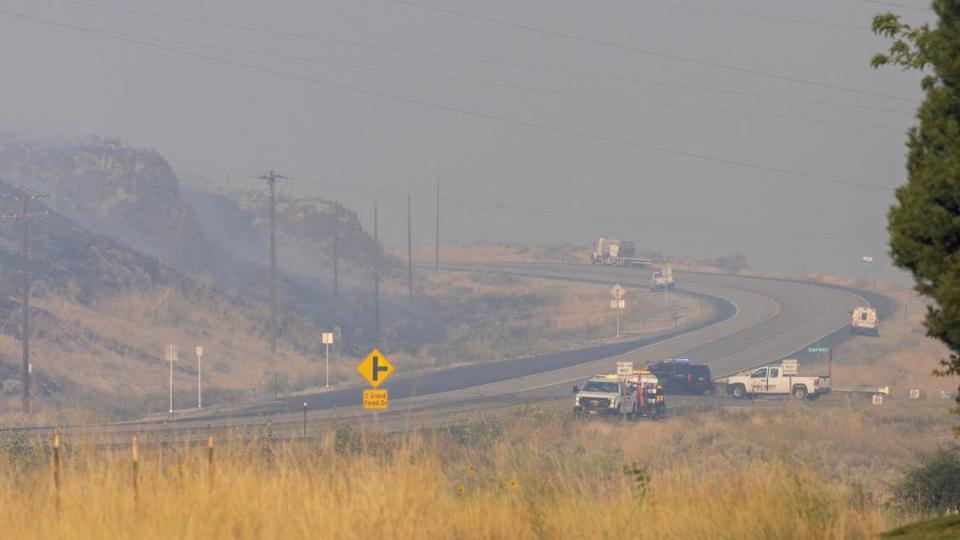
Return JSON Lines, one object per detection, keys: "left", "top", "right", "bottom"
{"left": 648, "top": 360, "right": 714, "bottom": 395}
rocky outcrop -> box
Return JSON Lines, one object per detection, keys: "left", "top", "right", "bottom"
{"left": 0, "top": 135, "right": 210, "bottom": 273}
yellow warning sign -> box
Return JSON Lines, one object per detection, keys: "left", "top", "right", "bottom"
{"left": 356, "top": 348, "right": 395, "bottom": 388}
{"left": 363, "top": 389, "right": 388, "bottom": 410}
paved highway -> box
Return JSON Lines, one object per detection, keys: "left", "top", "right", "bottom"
{"left": 21, "top": 262, "right": 885, "bottom": 436}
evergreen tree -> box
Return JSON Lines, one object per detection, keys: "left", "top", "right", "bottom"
{"left": 873, "top": 1, "right": 960, "bottom": 408}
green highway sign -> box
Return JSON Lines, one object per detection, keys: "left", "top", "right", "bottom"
{"left": 807, "top": 347, "right": 830, "bottom": 353}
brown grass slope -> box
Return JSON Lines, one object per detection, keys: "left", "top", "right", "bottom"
{"left": 0, "top": 182, "right": 323, "bottom": 422}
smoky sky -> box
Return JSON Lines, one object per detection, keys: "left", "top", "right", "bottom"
{"left": 0, "top": 0, "right": 934, "bottom": 281}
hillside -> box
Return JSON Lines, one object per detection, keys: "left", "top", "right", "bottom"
{"left": 0, "top": 136, "right": 710, "bottom": 418}
{"left": 0, "top": 179, "right": 323, "bottom": 420}
{"left": 0, "top": 135, "right": 389, "bottom": 350}
{"left": 0, "top": 135, "right": 210, "bottom": 274}
{"left": 186, "top": 188, "right": 387, "bottom": 283}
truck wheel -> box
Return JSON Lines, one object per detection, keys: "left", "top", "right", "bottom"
{"left": 793, "top": 386, "right": 808, "bottom": 399}
{"left": 731, "top": 385, "right": 747, "bottom": 399}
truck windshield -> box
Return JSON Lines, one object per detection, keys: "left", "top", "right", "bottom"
{"left": 582, "top": 381, "right": 619, "bottom": 393}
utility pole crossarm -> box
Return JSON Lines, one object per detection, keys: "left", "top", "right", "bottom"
{"left": 0, "top": 211, "right": 49, "bottom": 223}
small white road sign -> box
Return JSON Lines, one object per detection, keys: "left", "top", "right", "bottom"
{"left": 610, "top": 284, "right": 625, "bottom": 299}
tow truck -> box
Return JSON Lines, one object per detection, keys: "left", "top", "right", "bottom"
{"left": 572, "top": 372, "right": 666, "bottom": 419}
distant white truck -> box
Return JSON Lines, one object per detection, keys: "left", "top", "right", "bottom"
{"left": 850, "top": 306, "right": 878, "bottom": 336}
{"left": 650, "top": 266, "right": 675, "bottom": 291}
{"left": 592, "top": 237, "right": 650, "bottom": 267}
{"left": 715, "top": 361, "right": 831, "bottom": 400}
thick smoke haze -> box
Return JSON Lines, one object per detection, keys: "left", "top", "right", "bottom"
{"left": 0, "top": 0, "right": 933, "bottom": 280}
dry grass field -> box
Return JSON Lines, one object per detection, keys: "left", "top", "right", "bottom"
{"left": 0, "top": 392, "right": 950, "bottom": 539}
{"left": 0, "top": 288, "right": 320, "bottom": 423}
{"left": 399, "top": 270, "right": 710, "bottom": 369}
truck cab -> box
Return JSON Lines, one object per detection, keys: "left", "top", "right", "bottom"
{"left": 592, "top": 237, "right": 650, "bottom": 267}
{"left": 650, "top": 266, "right": 675, "bottom": 291}
{"left": 850, "top": 306, "right": 878, "bottom": 336}
{"left": 573, "top": 373, "right": 666, "bottom": 419}
{"left": 573, "top": 375, "right": 635, "bottom": 417}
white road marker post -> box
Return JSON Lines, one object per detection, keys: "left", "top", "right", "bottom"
{"left": 610, "top": 284, "right": 626, "bottom": 341}
{"left": 862, "top": 255, "right": 874, "bottom": 290}
{"left": 165, "top": 344, "right": 177, "bottom": 417}
{"left": 196, "top": 345, "right": 204, "bottom": 409}
{"left": 322, "top": 332, "right": 334, "bottom": 388}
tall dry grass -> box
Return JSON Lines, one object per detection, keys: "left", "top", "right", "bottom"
{"left": 0, "top": 420, "right": 893, "bottom": 540}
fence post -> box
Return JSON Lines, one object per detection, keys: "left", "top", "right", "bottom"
{"left": 131, "top": 435, "right": 139, "bottom": 503}
{"left": 207, "top": 435, "right": 215, "bottom": 487}
{"left": 52, "top": 432, "right": 62, "bottom": 515}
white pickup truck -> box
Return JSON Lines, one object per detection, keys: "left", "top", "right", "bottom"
{"left": 716, "top": 362, "right": 831, "bottom": 400}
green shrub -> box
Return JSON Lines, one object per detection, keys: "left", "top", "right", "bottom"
{"left": 895, "top": 446, "right": 960, "bottom": 513}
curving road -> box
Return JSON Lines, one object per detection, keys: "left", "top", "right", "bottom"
{"left": 115, "top": 262, "right": 880, "bottom": 434}
{"left": 19, "top": 262, "right": 885, "bottom": 436}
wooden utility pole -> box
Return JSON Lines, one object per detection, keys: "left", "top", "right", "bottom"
{"left": 1, "top": 188, "right": 48, "bottom": 414}
{"left": 258, "top": 170, "right": 286, "bottom": 393}
{"left": 332, "top": 203, "right": 340, "bottom": 326}
{"left": 407, "top": 194, "right": 414, "bottom": 300}
{"left": 435, "top": 178, "right": 440, "bottom": 272}
{"left": 374, "top": 202, "right": 381, "bottom": 344}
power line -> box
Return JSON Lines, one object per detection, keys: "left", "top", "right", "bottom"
{"left": 388, "top": 0, "right": 914, "bottom": 102}
{"left": 615, "top": 0, "right": 870, "bottom": 31}
{"left": 859, "top": 0, "right": 934, "bottom": 14}
{"left": 287, "top": 174, "right": 884, "bottom": 241}
{"left": 0, "top": 9, "right": 895, "bottom": 193}
{"left": 118, "top": 31, "right": 903, "bottom": 133}
{"left": 53, "top": 0, "right": 913, "bottom": 116}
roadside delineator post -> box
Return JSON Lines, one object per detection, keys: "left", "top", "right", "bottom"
{"left": 131, "top": 435, "right": 139, "bottom": 503}
{"left": 207, "top": 435, "right": 215, "bottom": 487}
{"left": 302, "top": 402, "right": 308, "bottom": 438}
{"left": 52, "top": 432, "right": 62, "bottom": 515}
{"left": 322, "top": 333, "right": 334, "bottom": 388}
